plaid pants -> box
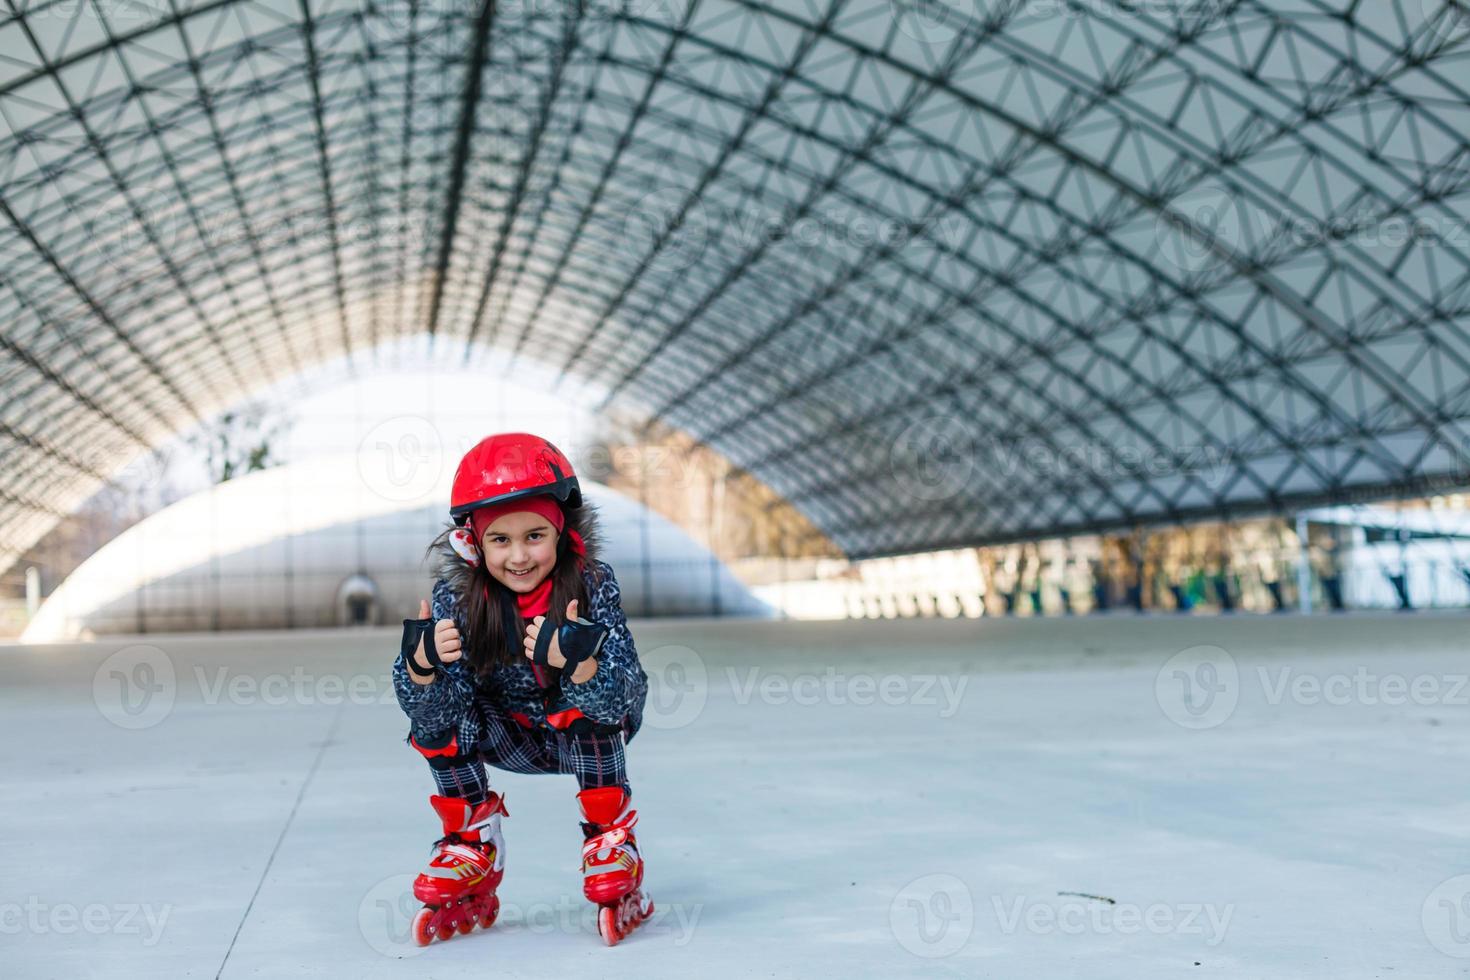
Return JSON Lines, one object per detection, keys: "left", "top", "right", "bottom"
{"left": 421, "top": 692, "right": 629, "bottom": 805}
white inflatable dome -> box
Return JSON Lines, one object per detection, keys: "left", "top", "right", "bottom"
{"left": 23, "top": 455, "right": 770, "bottom": 641}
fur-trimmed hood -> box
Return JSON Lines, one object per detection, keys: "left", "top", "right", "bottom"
{"left": 428, "top": 497, "right": 606, "bottom": 598}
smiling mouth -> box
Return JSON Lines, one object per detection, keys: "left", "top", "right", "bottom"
{"left": 507, "top": 567, "right": 535, "bottom": 577}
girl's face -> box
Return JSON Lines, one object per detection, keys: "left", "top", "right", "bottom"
{"left": 480, "top": 510, "right": 559, "bottom": 593}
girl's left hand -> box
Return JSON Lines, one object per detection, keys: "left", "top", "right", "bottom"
{"left": 524, "top": 599, "right": 579, "bottom": 669}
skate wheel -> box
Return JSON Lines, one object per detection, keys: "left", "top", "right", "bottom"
{"left": 457, "top": 916, "right": 475, "bottom": 935}
{"left": 411, "top": 907, "right": 435, "bottom": 947}
{"left": 599, "top": 905, "right": 620, "bottom": 946}
{"left": 480, "top": 896, "right": 500, "bottom": 929}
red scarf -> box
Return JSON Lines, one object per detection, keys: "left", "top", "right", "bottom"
{"left": 515, "top": 575, "right": 556, "bottom": 619}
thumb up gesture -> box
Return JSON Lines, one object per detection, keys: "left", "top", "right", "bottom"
{"left": 414, "top": 598, "right": 462, "bottom": 672}
{"left": 523, "top": 599, "right": 578, "bottom": 669}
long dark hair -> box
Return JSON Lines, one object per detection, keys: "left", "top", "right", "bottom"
{"left": 424, "top": 503, "right": 601, "bottom": 680}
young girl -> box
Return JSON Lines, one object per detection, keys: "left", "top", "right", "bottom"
{"left": 392, "top": 432, "right": 651, "bottom": 947}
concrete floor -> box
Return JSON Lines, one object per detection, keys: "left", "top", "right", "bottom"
{"left": 1, "top": 612, "right": 1467, "bottom": 979}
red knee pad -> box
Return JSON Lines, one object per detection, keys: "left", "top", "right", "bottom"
{"left": 411, "top": 732, "right": 461, "bottom": 762}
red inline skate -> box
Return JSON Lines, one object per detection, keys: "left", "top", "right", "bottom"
{"left": 577, "top": 787, "right": 652, "bottom": 946}
{"left": 410, "top": 792, "right": 508, "bottom": 945}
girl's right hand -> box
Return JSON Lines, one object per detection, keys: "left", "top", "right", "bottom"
{"left": 413, "top": 598, "right": 463, "bottom": 672}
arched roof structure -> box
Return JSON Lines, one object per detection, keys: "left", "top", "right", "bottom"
{"left": 1, "top": 0, "right": 1468, "bottom": 566}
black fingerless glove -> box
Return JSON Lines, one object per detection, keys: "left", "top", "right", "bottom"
{"left": 531, "top": 615, "right": 609, "bottom": 670}
{"left": 401, "top": 617, "right": 441, "bottom": 680}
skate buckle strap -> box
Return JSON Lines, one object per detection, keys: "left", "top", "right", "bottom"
{"left": 590, "top": 827, "right": 627, "bottom": 847}
{"left": 582, "top": 827, "right": 639, "bottom": 876}
{"left": 582, "top": 808, "right": 638, "bottom": 853}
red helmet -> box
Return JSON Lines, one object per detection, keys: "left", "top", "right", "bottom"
{"left": 450, "top": 432, "right": 582, "bottom": 524}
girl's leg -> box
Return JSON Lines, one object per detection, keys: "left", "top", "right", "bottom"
{"left": 406, "top": 707, "right": 509, "bottom": 940}
{"left": 554, "top": 730, "right": 630, "bottom": 793}
{"left": 409, "top": 709, "right": 492, "bottom": 803}
{"left": 564, "top": 731, "right": 649, "bottom": 943}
